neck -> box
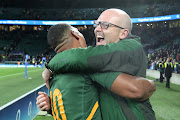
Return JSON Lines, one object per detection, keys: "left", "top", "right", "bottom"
{"left": 55, "top": 43, "right": 80, "bottom": 54}
{"left": 55, "top": 41, "right": 71, "bottom": 53}
{"left": 56, "top": 46, "right": 71, "bottom": 53}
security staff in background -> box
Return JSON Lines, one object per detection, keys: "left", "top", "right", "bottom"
{"left": 164, "top": 57, "right": 174, "bottom": 88}
{"left": 173, "top": 59, "right": 180, "bottom": 73}
{"left": 159, "top": 59, "right": 164, "bottom": 83}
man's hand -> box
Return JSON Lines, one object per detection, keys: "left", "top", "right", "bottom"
{"left": 42, "top": 68, "right": 52, "bottom": 89}
{"left": 36, "top": 91, "right": 51, "bottom": 111}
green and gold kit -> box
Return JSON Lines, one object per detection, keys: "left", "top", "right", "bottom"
{"left": 49, "top": 36, "right": 156, "bottom": 120}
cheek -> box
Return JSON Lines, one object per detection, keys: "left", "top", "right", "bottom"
{"left": 83, "top": 41, "right": 87, "bottom": 47}
{"left": 94, "top": 29, "right": 96, "bottom": 35}
{"left": 81, "top": 40, "right": 87, "bottom": 47}
{"left": 105, "top": 32, "right": 118, "bottom": 43}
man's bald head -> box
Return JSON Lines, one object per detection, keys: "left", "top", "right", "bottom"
{"left": 99, "top": 8, "right": 132, "bottom": 33}
{"left": 94, "top": 8, "right": 133, "bottom": 46}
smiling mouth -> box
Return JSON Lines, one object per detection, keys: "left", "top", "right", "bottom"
{"left": 97, "top": 35, "right": 104, "bottom": 42}
{"left": 98, "top": 38, "right": 104, "bottom": 42}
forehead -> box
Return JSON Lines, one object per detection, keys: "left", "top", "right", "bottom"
{"left": 97, "top": 13, "right": 120, "bottom": 25}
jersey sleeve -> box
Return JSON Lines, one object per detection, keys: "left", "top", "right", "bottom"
{"left": 48, "top": 39, "right": 143, "bottom": 74}
{"left": 90, "top": 72, "right": 122, "bottom": 90}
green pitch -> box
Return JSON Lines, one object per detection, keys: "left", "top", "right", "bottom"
{"left": 0, "top": 68, "right": 179, "bottom": 120}
{"left": 147, "top": 77, "right": 180, "bottom": 120}
{"left": 0, "top": 67, "right": 44, "bottom": 107}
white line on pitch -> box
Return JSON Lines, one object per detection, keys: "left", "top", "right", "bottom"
{"left": 0, "top": 84, "right": 46, "bottom": 110}
{"left": 0, "top": 69, "right": 42, "bottom": 79}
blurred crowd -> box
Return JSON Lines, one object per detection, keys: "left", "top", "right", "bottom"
{"left": 0, "top": 1, "right": 179, "bottom": 20}
{"left": 143, "top": 1, "right": 179, "bottom": 17}
{"left": 0, "top": 4, "right": 180, "bottom": 74}
{"left": 147, "top": 48, "right": 180, "bottom": 73}
{"left": 0, "top": 26, "right": 96, "bottom": 63}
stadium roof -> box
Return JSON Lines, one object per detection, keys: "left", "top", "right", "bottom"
{"left": 0, "top": 0, "right": 165, "bottom": 9}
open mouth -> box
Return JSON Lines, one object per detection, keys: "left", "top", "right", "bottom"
{"left": 96, "top": 32, "right": 105, "bottom": 45}
{"left": 97, "top": 35, "right": 104, "bottom": 42}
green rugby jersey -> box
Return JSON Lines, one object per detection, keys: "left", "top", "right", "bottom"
{"left": 49, "top": 72, "right": 102, "bottom": 119}
{"left": 49, "top": 36, "right": 156, "bottom": 120}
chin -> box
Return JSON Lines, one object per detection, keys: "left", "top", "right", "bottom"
{"left": 96, "top": 43, "right": 102, "bottom": 46}
{"left": 96, "top": 41, "right": 106, "bottom": 46}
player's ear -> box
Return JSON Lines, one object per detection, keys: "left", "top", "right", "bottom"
{"left": 71, "top": 31, "right": 79, "bottom": 40}
{"left": 119, "top": 29, "right": 129, "bottom": 40}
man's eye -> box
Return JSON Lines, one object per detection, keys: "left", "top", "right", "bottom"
{"left": 102, "top": 23, "right": 106, "bottom": 26}
{"left": 105, "top": 24, "right": 108, "bottom": 27}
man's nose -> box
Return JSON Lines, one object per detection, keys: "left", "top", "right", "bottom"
{"left": 94, "top": 24, "right": 102, "bottom": 33}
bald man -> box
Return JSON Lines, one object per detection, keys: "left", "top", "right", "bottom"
{"left": 95, "top": 9, "right": 132, "bottom": 46}
{"left": 40, "top": 9, "right": 156, "bottom": 120}
{"left": 92, "top": 9, "right": 156, "bottom": 120}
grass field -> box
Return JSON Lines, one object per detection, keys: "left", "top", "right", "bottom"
{"left": 0, "top": 67, "right": 179, "bottom": 120}
{"left": 147, "top": 77, "right": 180, "bottom": 120}
{"left": 0, "top": 67, "right": 44, "bottom": 107}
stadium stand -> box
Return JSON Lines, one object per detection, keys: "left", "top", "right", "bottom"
{"left": 0, "top": 1, "right": 179, "bottom": 74}
{"left": 0, "top": 2, "right": 180, "bottom": 20}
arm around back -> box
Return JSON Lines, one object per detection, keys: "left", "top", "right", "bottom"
{"left": 110, "top": 73, "right": 156, "bottom": 101}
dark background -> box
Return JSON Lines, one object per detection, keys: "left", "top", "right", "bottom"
{"left": 0, "top": 0, "right": 178, "bottom": 9}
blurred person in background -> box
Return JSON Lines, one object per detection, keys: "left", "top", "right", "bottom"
{"left": 164, "top": 57, "right": 174, "bottom": 88}
{"left": 173, "top": 59, "right": 179, "bottom": 73}
{"left": 172, "top": 51, "right": 177, "bottom": 60}
{"left": 2, "top": 54, "right": 6, "bottom": 63}
{"left": 177, "top": 53, "right": 180, "bottom": 63}
{"left": 159, "top": 59, "right": 164, "bottom": 83}
{"left": 150, "top": 60, "right": 155, "bottom": 69}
